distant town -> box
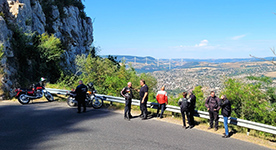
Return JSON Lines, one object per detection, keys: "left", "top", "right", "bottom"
{"left": 152, "top": 62, "right": 276, "bottom": 96}
{"left": 105, "top": 55, "right": 276, "bottom": 96}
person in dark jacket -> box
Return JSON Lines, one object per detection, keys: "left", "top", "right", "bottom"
{"left": 205, "top": 91, "right": 221, "bottom": 131}
{"left": 188, "top": 90, "right": 196, "bottom": 128}
{"left": 139, "top": 79, "right": 148, "bottom": 120}
{"left": 121, "top": 82, "right": 133, "bottom": 121}
{"left": 220, "top": 95, "right": 231, "bottom": 138}
{"left": 134, "top": 79, "right": 149, "bottom": 120}
{"left": 178, "top": 92, "right": 191, "bottom": 129}
{"left": 75, "top": 80, "right": 88, "bottom": 113}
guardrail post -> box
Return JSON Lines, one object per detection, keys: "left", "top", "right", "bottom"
{"left": 110, "top": 101, "right": 113, "bottom": 106}
{"left": 172, "top": 112, "right": 175, "bottom": 118}
{"left": 247, "top": 129, "right": 250, "bottom": 136}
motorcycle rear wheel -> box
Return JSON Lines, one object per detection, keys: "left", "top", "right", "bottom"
{"left": 67, "top": 97, "right": 77, "bottom": 107}
{"left": 18, "top": 94, "right": 30, "bottom": 104}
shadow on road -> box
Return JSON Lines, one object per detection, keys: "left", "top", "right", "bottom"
{"left": 0, "top": 101, "right": 114, "bottom": 150}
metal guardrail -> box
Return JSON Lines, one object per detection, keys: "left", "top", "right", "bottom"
{"left": 46, "top": 88, "right": 69, "bottom": 95}
{"left": 46, "top": 88, "right": 276, "bottom": 135}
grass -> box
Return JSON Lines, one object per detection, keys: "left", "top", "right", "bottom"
{"left": 46, "top": 83, "right": 72, "bottom": 91}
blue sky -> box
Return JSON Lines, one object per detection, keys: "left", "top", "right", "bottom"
{"left": 83, "top": 0, "right": 276, "bottom": 59}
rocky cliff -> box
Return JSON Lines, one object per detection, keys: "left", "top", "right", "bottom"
{"left": 0, "top": 0, "right": 93, "bottom": 97}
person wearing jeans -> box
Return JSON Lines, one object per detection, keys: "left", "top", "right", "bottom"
{"left": 156, "top": 86, "right": 168, "bottom": 118}
{"left": 220, "top": 95, "right": 231, "bottom": 138}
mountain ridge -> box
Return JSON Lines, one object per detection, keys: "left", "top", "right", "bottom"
{"left": 102, "top": 55, "right": 275, "bottom": 63}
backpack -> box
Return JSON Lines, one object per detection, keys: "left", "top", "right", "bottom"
{"left": 180, "top": 98, "right": 189, "bottom": 111}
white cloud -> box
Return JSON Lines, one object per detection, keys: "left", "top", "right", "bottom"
{"left": 231, "top": 34, "right": 246, "bottom": 40}
{"left": 195, "top": 39, "right": 208, "bottom": 47}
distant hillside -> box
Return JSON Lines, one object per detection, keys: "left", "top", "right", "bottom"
{"left": 102, "top": 55, "right": 274, "bottom": 63}
{"left": 102, "top": 55, "right": 275, "bottom": 73}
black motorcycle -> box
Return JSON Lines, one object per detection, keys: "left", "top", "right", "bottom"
{"left": 66, "top": 83, "right": 105, "bottom": 109}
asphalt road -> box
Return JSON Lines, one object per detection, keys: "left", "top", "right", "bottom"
{"left": 0, "top": 101, "right": 272, "bottom": 150}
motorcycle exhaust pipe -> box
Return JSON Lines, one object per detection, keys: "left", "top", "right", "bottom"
{"left": 24, "top": 95, "right": 43, "bottom": 99}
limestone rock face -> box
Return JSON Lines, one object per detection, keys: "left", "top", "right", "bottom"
{"left": 51, "top": 5, "right": 93, "bottom": 71}
{"left": 0, "top": 0, "right": 93, "bottom": 97}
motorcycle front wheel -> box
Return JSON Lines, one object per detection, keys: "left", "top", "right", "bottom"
{"left": 44, "top": 92, "right": 54, "bottom": 102}
{"left": 67, "top": 97, "right": 77, "bottom": 107}
{"left": 18, "top": 94, "right": 30, "bottom": 104}
{"left": 91, "top": 97, "right": 103, "bottom": 109}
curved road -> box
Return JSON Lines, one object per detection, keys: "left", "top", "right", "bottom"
{"left": 0, "top": 101, "right": 271, "bottom": 150}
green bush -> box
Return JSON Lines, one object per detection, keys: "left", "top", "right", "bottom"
{"left": 57, "top": 53, "right": 157, "bottom": 101}
{"left": 0, "top": 44, "right": 4, "bottom": 59}
{"left": 10, "top": 26, "right": 64, "bottom": 87}
{"left": 193, "top": 86, "right": 207, "bottom": 111}
{"left": 220, "top": 78, "right": 276, "bottom": 126}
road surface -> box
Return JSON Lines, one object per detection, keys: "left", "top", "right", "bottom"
{"left": 0, "top": 101, "right": 271, "bottom": 150}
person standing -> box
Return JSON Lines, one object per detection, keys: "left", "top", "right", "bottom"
{"left": 121, "top": 82, "right": 133, "bottom": 121}
{"left": 188, "top": 90, "right": 196, "bottom": 128}
{"left": 139, "top": 79, "right": 148, "bottom": 120}
{"left": 220, "top": 95, "right": 231, "bottom": 138}
{"left": 75, "top": 80, "right": 88, "bottom": 113}
{"left": 178, "top": 92, "right": 191, "bottom": 129}
{"left": 156, "top": 86, "right": 168, "bottom": 119}
{"left": 205, "top": 91, "right": 221, "bottom": 131}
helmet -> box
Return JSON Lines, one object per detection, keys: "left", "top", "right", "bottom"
{"left": 87, "top": 82, "right": 93, "bottom": 88}
{"left": 40, "top": 77, "right": 46, "bottom": 82}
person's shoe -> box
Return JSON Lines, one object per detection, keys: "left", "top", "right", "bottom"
{"left": 129, "top": 114, "right": 133, "bottom": 118}
{"left": 222, "top": 135, "right": 230, "bottom": 138}
{"left": 188, "top": 125, "right": 193, "bottom": 129}
{"left": 160, "top": 116, "right": 163, "bottom": 119}
{"left": 208, "top": 127, "right": 212, "bottom": 130}
{"left": 214, "top": 128, "right": 218, "bottom": 131}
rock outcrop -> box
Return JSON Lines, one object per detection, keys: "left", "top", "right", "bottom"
{"left": 0, "top": 0, "right": 93, "bottom": 97}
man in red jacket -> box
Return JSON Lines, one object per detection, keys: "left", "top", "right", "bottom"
{"left": 156, "top": 86, "right": 168, "bottom": 118}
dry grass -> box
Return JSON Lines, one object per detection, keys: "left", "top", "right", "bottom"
{"left": 265, "top": 71, "right": 276, "bottom": 78}
{"left": 221, "top": 62, "right": 242, "bottom": 68}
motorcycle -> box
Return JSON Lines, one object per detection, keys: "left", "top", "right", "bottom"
{"left": 15, "top": 85, "right": 54, "bottom": 104}
{"left": 66, "top": 83, "right": 106, "bottom": 109}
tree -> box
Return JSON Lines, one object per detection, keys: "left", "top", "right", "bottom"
{"left": 62, "top": 54, "right": 157, "bottom": 99}
{"left": 220, "top": 78, "right": 276, "bottom": 126}
{"left": 193, "top": 86, "right": 206, "bottom": 111}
